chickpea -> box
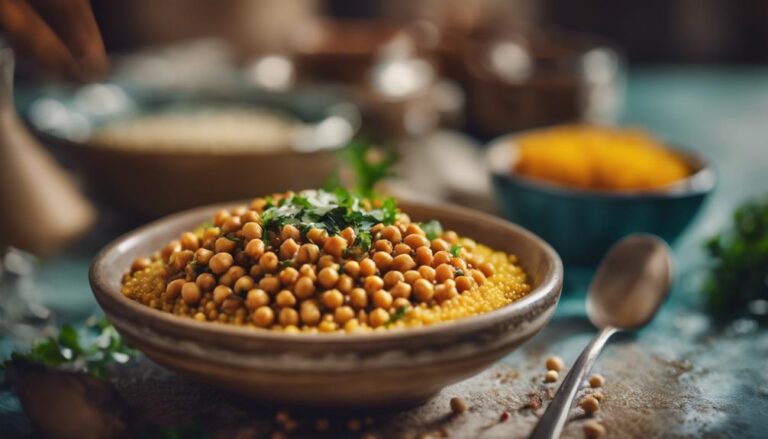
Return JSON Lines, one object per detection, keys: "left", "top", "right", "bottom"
{"left": 392, "top": 254, "right": 416, "bottom": 272}
{"left": 213, "top": 285, "right": 232, "bottom": 306}
{"left": 323, "top": 236, "right": 348, "bottom": 259}
{"left": 363, "top": 275, "right": 384, "bottom": 294}
{"left": 442, "top": 230, "right": 459, "bottom": 244}
{"left": 349, "top": 288, "right": 368, "bottom": 309}
{"left": 455, "top": 276, "right": 473, "bottom": 292}
{"left": 369, "top": 308, "right": 390, "bottom": 328}
{"left": 130, "top": 257, "right": 151, "bottom": 273}
{"left": 322, "top": 289, "right": 344, "bottom": 309}
{"left": 480, "top": 262, "right": 495, "bottom": 278}
{"left": 203, "top": 227, "right": 221, "bottom": 242}
{"left": 545, "top": 356, "right": 565, "bottom": 372}
{"left": 470, "top": 269, "right": 486, "bottom": 286}
{"left": 393, "top": 243, "right": 412, "bottom": 256}
{"left": 296, "top": 243, "right": 320, "bottom": 264}
{"left": 279, "top": 238, "right": 300, "bottom": 260}
{"left": 403, "top": 270, "right": 421, "bottom": 284}
{"left": 241, "top": 210, "right": 260, "bottom": 224}
{"left": 434, "top": 283, "right": 457, "bottom": 303}
{"left": 221, "top": 217, "right": 242, "bottom": 234}
{"left": 381, "top": 225, "right": 402, "bottom": 243}
{"left": 370, "top": 223, "right": 385, "bottom": 235}
{"left": 340, "top": 227, "right": 356, "bottom": 246}
{"left": 373, "top": 252, "right": 393, "bottom": 271}
{"left": 194, "top": 248, "right": 214, "bottom": 266}
{"left": 334, "top": 306, "right": 355, "bottom": 325}
{"left": 343, "top": 260, "right": 361, "bottom": 279}
{"left": 300, "top": 301, "right": 321, "bottom": 325}
{"left": 240, "top": 222, "right": 262, "bottom": 241}
{"left": 413, "top": 279, "right": 435, "bottom": 302}
{"left": 580, "top": 395, "right": 600, "bottom": 414}
{"left": 180, "top": 232, "right": 199, "bottom": 251}
{"left": 432, "top": 251, "right": 452, "bottom": 267}
{"left": 222, "top": 295, "right": 243, "bottom": 314}
{"left": 318, "top": 320, "right": 337, "bottom": 333}
{"left": 383, "top": 271, "right": 404, "bottom": 289}
{"left": 299, "top": 264, "right": 317, "bottom": 281}
{"left": 393, "top": 297, "right": 411, "bottom": 310}
{"left": 336, "top": 274, "right": 354, "bottom": 293}
{"left": 276, "top": 290, "right": 297, "bottom": 308}
{"left": 318, "top": 267, "right": 340, "bottom": 289}
{"left": 418, "top": 265, "right": 436, "bottom": 282}
{"left": 258, "top": 276, "right": 281, "bottom": 294}
{"left": 294, "top": 276, "right": 316, "bottom": 299}
{"left": 414, "top": 246, "right": 433, "bottom": 266}
{"left": 435, "top": 264, "right": 455, "bottom": 283}
{"left": 209, "top": 252, "right": 234, "bottom": 275}
{"left": 226, "top": 265, "right": 246, "bottom": 281}
{"left": 583, "top": 420, "right": 606, "bottom": 439}
{"left": 280, "top": 224, "right": 300, "bottom": 242}
{"left": 404, "top": 223, "right": 424, "bottom": 236}
{"left": 431, "top": 238, "right": 450, "bottom": 253}
{"left": 259, "top": 252, "right": 279, "bottom": 272}
{"left": 451, "top": 257, "right": 467, "bottom": 271}
{"left": 278, "top": 267, "right": 299, "bottom": 286}
{"left": 373, "top": 289, "right": 393, "bottom": 308}
{"left": 246, "top": 289, "right": 269, "bottom": 310}
{"left": 317, "top": 254, "right": 337, "bottom": 269}
{"left": 213, "top": 209, "right": 231, "bottom": 227}
{"left": 169, "top": 250, "right": 193, "bottom": 273}
{"left": 359, "top": 258, "right": 377, "bottom": 277}
{"left": 544, "top": 370, "right": 559, "bottom": 382}
{"left": 390, "top": 282, "right": 412, "bottom": 299}
{"left": 374, "top": 239, "right": 393, "bottom": 253}
{"left": 306, "top": 228, "right": 328, "bottom": 246}
{"left": 165, "top": 278, "right": 185, "bottom": 300}
{"left": 181, "top": 282, "right": 201, "bottom": 305}
{"left": 279, "top": 308, "right": 299, "bottom": 326}
{"left": 195, "top": 273, "right": 216, "bottom": 292}
{"left": 589, "top": 374, "right": 605, "bottom": 388}
{"left": 234, "top": 276, "right": 254, "bottom": 294}
{"left": 244, "top": 239, "right": 265, "bottom": 259}
{"left": 404, "top": 234, "right": 429, "bottom": 249}
{"left": 194, "top": 312, "right": 207, "bottom": 322}
{"left": 344, "top": 318, "right": 360, "bottom": 333}
{"left": 253, "top": 306, "right": 274, "bottom": 327}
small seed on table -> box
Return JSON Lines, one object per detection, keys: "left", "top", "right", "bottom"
{"left": 589, "top": 373, "right": 605, "bottom": 388}
{"left": 580, "top": 395, "right": 600, "bottom": 414}
{"left": 544, "top": 370, "right": 559, "bottom": 382}
{"left": 450, "top": 397, "right": 467, "bottom": 414}
{"left": 545, "top": 356, "right": 565, "bottom": 371}
{"left": 583, "top": 420, "right": 606, "bottom": 438}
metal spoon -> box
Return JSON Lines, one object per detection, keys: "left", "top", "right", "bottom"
{"left": 529, "top": 234, "right": 673, "bottom": 439}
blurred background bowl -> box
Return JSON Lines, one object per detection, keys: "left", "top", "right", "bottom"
{"left": 23, "top": 85, "right": 360, "bottom": 219}
{"left": 487, "top": 132, "right": 716, "bottom": 266}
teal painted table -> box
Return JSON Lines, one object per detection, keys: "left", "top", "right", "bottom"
{"left": 2, "top": 68, "right": 768, "bottom": 438}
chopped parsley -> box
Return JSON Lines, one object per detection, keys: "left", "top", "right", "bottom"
{"left": 386, "top": 307, "right": 408, "bottom": 326}
{"left": 450, "top": 244, "right": 463, "bottom": 257}
{"left": 421, "top": 220, "right": 444, "bottom": 241}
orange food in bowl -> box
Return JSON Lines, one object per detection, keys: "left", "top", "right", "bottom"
{"left": 514, "top": 125, "right": 690, "bottom": 191}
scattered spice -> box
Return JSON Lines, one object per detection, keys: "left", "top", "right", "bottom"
{"left": 523, "top": 392, "right": 543, "bottom": 410}
{"left": 499, "top": 411, "right": 510, "bottom": 422}
{"left": 588, "top": 374, "right": 605, "bottom": 388}
{"left": 450, "top": 397, "right": 467, "bottom": 414}
{"left": 579, "top": 395, "right": 600, "bottom": 415}
{"left": 545, "top": 356, "right": 565, "bottom": 372}
{"left": 544, "top": 370, "right": 559, "bottom": 383}
{"left": 582, "top": 420, "right": 606, "bottom": 438}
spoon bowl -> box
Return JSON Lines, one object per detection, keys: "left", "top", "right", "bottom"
{"left": 587, "top": 235, "right": 674, "bottom": 330}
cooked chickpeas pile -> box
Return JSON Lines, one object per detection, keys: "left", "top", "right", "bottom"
{"left": 122, "top": 190, "right": 531, "bottom": 333}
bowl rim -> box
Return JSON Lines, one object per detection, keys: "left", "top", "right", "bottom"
{"left": 485, "top": 129, "right": 717, "bottom": 200}
{"left": 89, "top": 198, "right": 563, "bottom": 346}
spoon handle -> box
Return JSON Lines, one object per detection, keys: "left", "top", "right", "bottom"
{"left": 529, "top": 326, "right": 618, "bottom": 439}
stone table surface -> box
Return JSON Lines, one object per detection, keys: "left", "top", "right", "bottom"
{"left": 2, "top": 67, "right": 768, "bottom": 438}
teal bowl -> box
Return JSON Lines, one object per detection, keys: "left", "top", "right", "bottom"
{"left": 487, "top": 133, "right": 716, "bottom": 266}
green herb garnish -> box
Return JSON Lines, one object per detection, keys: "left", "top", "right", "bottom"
{"left": 224, "top": 234, "right": 242, "bottom": 243}
{"left": 450, "top": 244, "right": 463, "bottom": 257}
{"left": 704, "top": 195, "right": 768, "bottom": 313}
{"left": 386, "top": 307, "right": 408, "bottom": 326}
{"left": 455, "top": 269, "right": 465, "bottom": 277}
{"left": 7, "top": 317, "right": 135, "bottom": 378}
{"left": 421, "top": 220, "right": 443, "bottom": 241}
{"left": 341, "top": 138, "right": 397, "bottom": 199}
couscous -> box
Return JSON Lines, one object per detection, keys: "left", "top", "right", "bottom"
{"left": 122, "top": 190, "right": 531, "bottom": 333}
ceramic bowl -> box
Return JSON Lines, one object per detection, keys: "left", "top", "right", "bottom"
{"left": 89, "top": 200, "right": 563, "bottom": 408}
{"left": 25, "top": 86, "right": 359, "bottom": 218}
{"left": 487, "top": 132, "right": 716, "bottom": 266}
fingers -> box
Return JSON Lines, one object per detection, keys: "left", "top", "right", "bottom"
{"left": 28, "top": 0, "right": 108, "bottom": 79}
{"left": 0, "top": 0, "right": 80, "bottom": 78}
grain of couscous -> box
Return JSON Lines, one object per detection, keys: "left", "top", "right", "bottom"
{"left": 121, "top": 189, "right": 531, "bottom": 333}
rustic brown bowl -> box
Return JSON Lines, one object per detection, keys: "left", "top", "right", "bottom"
{"left": 89, "top": 200, "right": 563, "bottom": 408}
